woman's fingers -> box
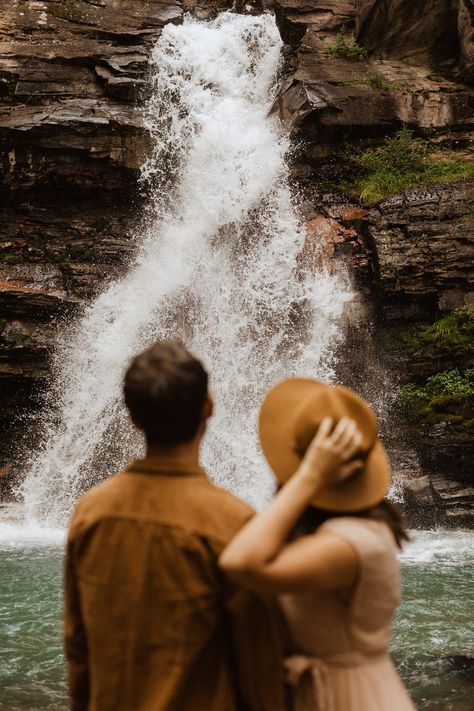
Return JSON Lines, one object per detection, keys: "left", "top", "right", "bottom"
{"left": 313, "top": 416, "right": 333, "bottom": 446}
{"left": 301, "top": 417, "right": 363, "bottom": 483}
{"left": 336, "top": 419, "right": 357, "bottom": 450}
{"left": 330, "top": 417, "right": 361, "bottom": 455}
{"left": 329, "top": 416, "right": 351, "bottom": 444}
{"left": 340, "top": 429, "right": 363, "bottom": 459}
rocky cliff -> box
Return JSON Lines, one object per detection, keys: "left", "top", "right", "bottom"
{"left": 0, "top": 0, "right": 181, "bottom": 491}
{"left": 271, "top": 0, "right": 473, "bottom": 525}
{"left": 1, "top": 0, "right": 473, "bottom": 523}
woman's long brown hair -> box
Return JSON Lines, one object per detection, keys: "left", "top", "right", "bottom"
{"left": 292, "top": 499, "right": 410, "bottom": 549}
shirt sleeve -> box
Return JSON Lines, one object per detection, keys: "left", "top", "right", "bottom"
{"left": 64, "top": 530, "right": 90, "bottom": 711}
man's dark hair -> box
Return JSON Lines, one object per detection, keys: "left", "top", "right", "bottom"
{"left": 123, "top": 340, "right": 208, "bottom": 446}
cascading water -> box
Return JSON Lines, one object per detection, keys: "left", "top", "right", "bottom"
{"left": 19, "top": 12, "right": 352, "bottom": 527}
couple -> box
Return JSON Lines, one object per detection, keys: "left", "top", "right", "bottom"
{"left": 65, "top": 340, "right": 415, "bottom": 711}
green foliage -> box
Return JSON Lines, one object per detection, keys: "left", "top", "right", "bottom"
{"left": 3, "top": 254, "right": 22, "bottom": 265}
{"left": 398, "top": 368, "right": 474, "bottom": 425}
{"left": 339, "top": 73, "right": 407, "bottom": 91}
{"left": 340, "top": 127, "right": 474, "bottom": 203}
{"left": 328, "top": 27, "right": 368, "bottom": 61}
{"left": 399, "top": 331, "right": 422, "bottom": 353}
{"left": 399, "top": 306, "right": 474, "bottom": 360}
{"left": 397, "top": 309, "right": 474, "bottom": 428}
{"left": 358, "top": 126, "right": 429, "bottom": 173}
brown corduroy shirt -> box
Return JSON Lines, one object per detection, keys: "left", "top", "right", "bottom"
{"left": 64, "top": 457, "right": 288, "bottom": 711}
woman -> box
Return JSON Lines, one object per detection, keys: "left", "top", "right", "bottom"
{"left": 220, "top": 378, "right": 415, "bottom": 710}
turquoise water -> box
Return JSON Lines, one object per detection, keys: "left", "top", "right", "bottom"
{"left": 0, "top": 529, "right": 473, "bottom": 710}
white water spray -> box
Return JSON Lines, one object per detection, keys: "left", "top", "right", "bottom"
{"left": 19, "top": 12, "right": 352, "bottom": 527}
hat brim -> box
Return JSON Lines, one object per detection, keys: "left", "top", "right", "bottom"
{"left": 259, "top": 378, "right": 391, "bottom": 512}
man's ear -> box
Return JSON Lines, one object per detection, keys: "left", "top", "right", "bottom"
{"left": 203, "top": 394, "right": 214, "bottom": 420}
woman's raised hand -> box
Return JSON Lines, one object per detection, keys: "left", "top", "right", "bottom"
{"left": 297, "top": 416, "right": 364, "bottom": 489}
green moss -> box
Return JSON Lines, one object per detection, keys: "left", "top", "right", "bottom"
{"left": 3, "top": 254, "right": 22, "bottom": 265}
{"left": 328, "top": 27, "right": 368, "bottom": 61}
{"left": 68, "top": 244, "right": 94, "bottom": 260}
{"left": 399, "top": 331, "right": 422, "bottom": 353}
{"left": 338, "top": 73, "right": 407, "bottom": 91}
{"left": 398, "top": 368, "right": 474, "bottom": 427}
{"left": 399, "top": 306, "right": 474, "bottom": 362}
{"left": 338, "top": 127, "right": 474, "bottom": 203}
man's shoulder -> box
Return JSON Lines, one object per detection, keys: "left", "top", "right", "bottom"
{"left": 185, "top": 477, "right": 255, "bottom": 544}
{"left": 68, "top": 472, "right": 126, "bottom": 530}
{"left": 68, "top": 468, "right": 254, "bottom": 546}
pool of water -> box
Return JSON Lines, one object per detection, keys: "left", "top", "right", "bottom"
{"left": 0, "top": 527, "right": 472, "bottom": 710}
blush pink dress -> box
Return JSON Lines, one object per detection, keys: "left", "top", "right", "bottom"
{"left": 279, "top": 517, "right": 416, "bottom": 711}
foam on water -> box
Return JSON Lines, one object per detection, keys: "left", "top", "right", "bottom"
{"left": 17, "top": 13, "right": 352, "bottom": 527}
{"left": 0, "top": 506, "right": 65, "bottom": 549}
{"left": 399, "top": 529, "right": 474, "bottom": 566}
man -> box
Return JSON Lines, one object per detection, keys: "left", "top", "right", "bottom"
{"left": 64, "top": 340, "right": 288, "bottom": 711}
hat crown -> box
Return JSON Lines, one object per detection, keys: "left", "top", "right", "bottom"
{"left": 293, "top": 385, "right": 378, "bottom": 458}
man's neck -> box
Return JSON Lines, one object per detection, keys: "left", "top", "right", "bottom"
{"left": 146, "top": 438, "right": 201, "bottom": 468}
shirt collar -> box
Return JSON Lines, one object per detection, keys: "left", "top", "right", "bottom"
{"left": 127, "top": 456, "right": 207, "bottom": 478}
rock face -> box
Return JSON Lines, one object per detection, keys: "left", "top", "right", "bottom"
{"left": 355, "top": 0, "right": 459, "bottom": 70}
{"left": 0, "top": 0, "right": 185, "bottom": 464}
{"left": 365, "top": 181, "right": 474, "bottom": 319}
{"left": 273, "top": 0, "right": 473, "bottom": 139}
{"left": 459, "top": 0, "right": 474, "bottom": 84}
{"left": 272, "top": 0, "right": 473, "bottom": 525}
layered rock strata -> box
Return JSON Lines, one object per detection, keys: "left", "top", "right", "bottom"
{"left": 0, "top": 0, "right": 183, "bottom": 468}
{"left": 271, "top": 0, "right": 473, "bottom": 524}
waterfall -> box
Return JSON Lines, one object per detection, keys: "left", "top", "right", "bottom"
{"left": 19, "top": 12, "right": 352, "bottom": 527}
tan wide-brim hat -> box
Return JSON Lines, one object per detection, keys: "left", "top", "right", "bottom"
{"left": 259, "top": 378, "right": 391, "bottom": 512}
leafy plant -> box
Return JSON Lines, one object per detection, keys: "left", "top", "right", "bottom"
{"left": 398, "top": 368, "right": 474, "bottom": 424}
{"left": 399, "top": 306, "right": 474, "bottom": 359}
{"left": 340, "top": 127, "right": 474, "bottom": 203}
{"left": 328, "top": 27, "right": 368, "bottom": 61}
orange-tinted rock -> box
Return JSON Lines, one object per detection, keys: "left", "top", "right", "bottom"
{"left": 299, "top": 215, "right": 357, "bottom": 270}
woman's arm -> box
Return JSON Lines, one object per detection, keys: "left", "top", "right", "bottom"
{"left": 219, "top": 417, "right": 362, "bottom": 594}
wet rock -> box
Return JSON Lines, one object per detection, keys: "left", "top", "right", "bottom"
{"left": 355, "top": 0, "right": 459, "bottom": 70}
{"left": 0, "top": 0, "right": 187, "bottom": 465}
{"left": 0, "top": 465, "right": 15, "bottom": 502}
{"left": 299, "top": 214, "right": 355, "bottom": 269}
{"left": 273, "top": 0, "right": 474, "bottom": 137}
{"left": 458, "top": 0, "right": 474, "bottom": 84}
{"left": 442, "top": 653, "right": 474, "bottom": 677}
{"left": 365, "top": 181, "right": 474, "bottom": 322}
